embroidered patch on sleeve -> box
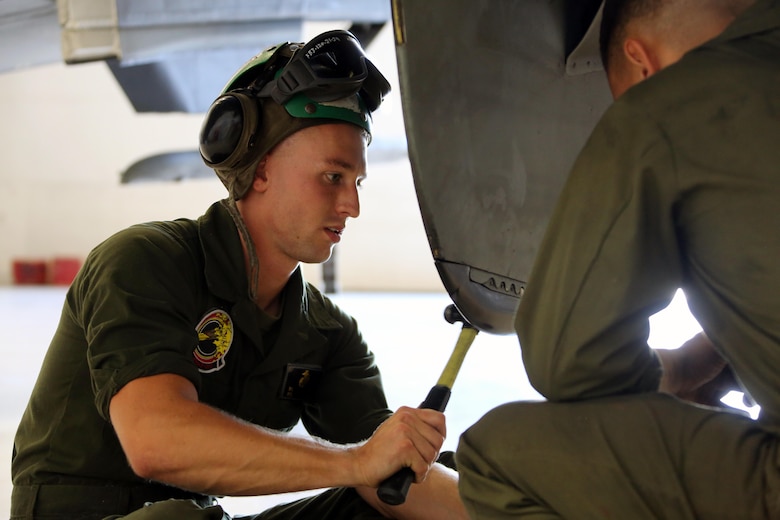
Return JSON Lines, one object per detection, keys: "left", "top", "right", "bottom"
{"left": 194, "top": 309, "right": 234, "bottom": 373}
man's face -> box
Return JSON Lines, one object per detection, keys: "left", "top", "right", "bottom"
{"left": 247, "top": 123, "right": 368, "bottom": 267}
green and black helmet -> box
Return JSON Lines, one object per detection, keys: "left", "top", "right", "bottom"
{"left": 199, "top": 29, "right": 391, "bottom": 200}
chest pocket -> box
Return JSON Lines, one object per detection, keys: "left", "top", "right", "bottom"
{"left": 232, "top": 311, "right": 332, "bottom": 430}
{"left": 233, "top": 361, "right": 326, "bottom": 431}
{"left": 196, "top": 343, "right": 304, "bottom": 431}
{"left": 279, "top": 364, "right": 323, "bottom": 401}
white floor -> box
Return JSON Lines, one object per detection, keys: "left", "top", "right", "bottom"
{"left": 1, "top": 286, "right": 709, "bottom": 517}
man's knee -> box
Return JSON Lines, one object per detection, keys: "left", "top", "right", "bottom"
{"left": 460, "top": 401, "right": 559, "bottom": 447}
{"left": 455, "top": 402, "right": 566, "bottom": 517}
{"left": 456, "top": 401, "right": 553, "bottom": 474}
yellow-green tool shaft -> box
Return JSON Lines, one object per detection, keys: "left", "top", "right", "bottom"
{"left": 436, "top": 326, "right": 478, "bottom": 388}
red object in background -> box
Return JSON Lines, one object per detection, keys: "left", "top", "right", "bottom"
{"left": 12, "top": 257, "right": 83, "bottom": 285}
{"left": 50, "top": 257, "right": 82, "bottom": 285}
{"left": 12, "top": 260, "right": 48, "bottom": 284}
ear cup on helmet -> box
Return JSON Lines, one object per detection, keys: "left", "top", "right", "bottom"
{"left": 199, "top": 92, "right": 261, "bottom": 170}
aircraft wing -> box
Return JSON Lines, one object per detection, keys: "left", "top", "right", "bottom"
{"left": 1, "top": 0, "right": 390, "bottom": 113}
{"left": 393, "top": 0, "right": 612, "bottom": 333}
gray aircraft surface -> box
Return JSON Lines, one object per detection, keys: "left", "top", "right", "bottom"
{"left": 394, "top": 0, "right": 611, "bottom": 333}
{"left": 3, "top": 0, "right": 611, "bottom": 335}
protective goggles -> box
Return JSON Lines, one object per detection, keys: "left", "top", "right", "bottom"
{"left": 256, "top": 29, "right": 390, "bottom": 113}
{"left": 200, "top": 30, "right": 389, "bottom": 180}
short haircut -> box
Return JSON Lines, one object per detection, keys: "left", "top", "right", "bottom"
{"left": 599, "top": 0, "right": 664, "bottom": 73}
{"left": 600, "top": 0, "right": 754, "bottom": 72}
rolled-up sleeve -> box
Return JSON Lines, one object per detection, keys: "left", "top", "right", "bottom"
{"left": 75, "top": 226, "right": 203, "bottom": 420}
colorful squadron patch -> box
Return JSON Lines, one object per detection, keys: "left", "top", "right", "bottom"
{"left": 193, "top": 309, "right": 234, "bottom": 373}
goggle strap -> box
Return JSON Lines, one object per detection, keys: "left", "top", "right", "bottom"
{"left": 255, "top": 79, "right": 289, "bottom": 105}
{"left": 275, "top": 60, "right": 314, "bottom": 99}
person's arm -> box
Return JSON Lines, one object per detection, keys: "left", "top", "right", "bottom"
{"left": 109, "top": 372, "right": 446, "bottom": 497}
{"left": 656, "top": 332, "right": 739, "bottom": 406}
{"left": 516, "top": 102, "right": 681, "bottom": 401}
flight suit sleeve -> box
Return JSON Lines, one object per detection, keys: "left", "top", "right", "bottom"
{"left": 72, "top": 225, "right": 204, "bottom": 421}
{"left": 516, "top": 101, "right": 683, "bottom": 401}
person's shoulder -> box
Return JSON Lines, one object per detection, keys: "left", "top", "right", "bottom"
{"left": 131, "top": 217, "right": 200, "bottom": 243}
{"left": 581, "top": 85, "right": 664, "bottom": 158}
{"left": 100, "top": 217, "right": 198, "bottom": 252}
{"left": 600, "top": 54, "right": 715, "bottom": 137}
{"left": 79, "top": 217, "right": 202, "bottom": 283}
{"left": 303, "top": 282, "right": 340, "bottom": 317}
{"left": 302, "top": 282, "right": 358, "bottom": 332}
{"left": 640, "top": 39, "right": 762, "bottom": 109}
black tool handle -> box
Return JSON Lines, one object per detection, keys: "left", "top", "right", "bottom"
{"left": 376, "top": 384, "right": 451, "bottom": 505}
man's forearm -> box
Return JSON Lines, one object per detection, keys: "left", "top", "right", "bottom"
{"left": 116, "top": 391, "right": 363, "bottom": 495}
{"left": 111, "top": 374, "right": 365, "bottom": 496}
{"left": 111, "top": 373, "right": 447, "bottom": 499}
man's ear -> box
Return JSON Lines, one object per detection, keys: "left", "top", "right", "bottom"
{"left": 252, "top": 157, "right": 269, "bottom": 192}
{"left": 623, "top": 37, "right": 662, "bottom": 80}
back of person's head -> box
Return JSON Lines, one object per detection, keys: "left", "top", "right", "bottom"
{"left": 600, "top": 0, "right": 754, "bottom": 94}
{"left": 600, "top": 0, "right": 755, "bottom": 71}
{"left": 600, "top": 0, "right": 659, "bottom": 75}
{"left": 199, "top": 30, "right": 391, "bottom": 200}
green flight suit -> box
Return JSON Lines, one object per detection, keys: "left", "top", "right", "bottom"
{"left": 11, "top": 200, "right": 393, "bottom": 519}
{"left": 457, "top": 0, "right": 780, "bottom": 518}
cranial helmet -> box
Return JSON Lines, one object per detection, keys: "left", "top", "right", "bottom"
{"left": 199, "top": 29, "right": 391, "bottom": 200}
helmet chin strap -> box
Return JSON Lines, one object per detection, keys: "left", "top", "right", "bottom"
{"left": 223, "top": 197, "right": 260, "bottom": 303}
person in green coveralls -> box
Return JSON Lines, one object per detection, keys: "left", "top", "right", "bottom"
{"left": 11, "top": 30, "right": 466, "bottom": 520}
{"left": 457, "top": 0, "right": 780, "bottom": 518}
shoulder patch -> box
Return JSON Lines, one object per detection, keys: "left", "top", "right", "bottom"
{"left": 194, "top": 309, "right": 234, "bottom": 373}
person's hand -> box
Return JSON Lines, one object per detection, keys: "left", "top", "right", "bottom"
{"left": 656, "top": 332, "right": 740, "bottom": 406}
{"left": 350, "top": 406, "right": 446, "bottom": 488}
